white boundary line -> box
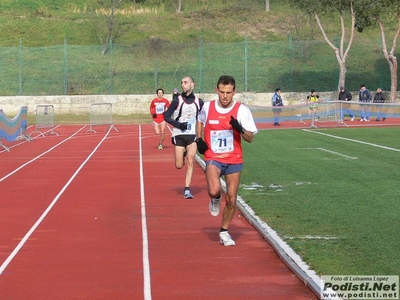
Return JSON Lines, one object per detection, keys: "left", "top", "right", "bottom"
{"left": 0, "top": 125, "right": 86, "bottom": 183}
{"left": 139, "top": 125, "right": 152, "bottom": 300}
{"left": 303, "top": 129, "right": 400, "bottom": 152}
{"left": 295, "top": 147, "right": 358, "bottom": 160}
{"left": 0, "top": 126, "right": 111, "bottom": 275}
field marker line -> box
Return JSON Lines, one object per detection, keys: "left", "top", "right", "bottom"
{"left": 139, "top": 125, "right": 152, "bottom": 300}
{"left": 296, "top": 147, "right": 357, "bottom": 159}
{"left": 0, "top": 125, "right": 86, "bottom": 183}
{"left": 303, "top": 129, "right": 400, "bottom": 152}
{"left": 0, "top": 126, "right": 110, "bottom": 275}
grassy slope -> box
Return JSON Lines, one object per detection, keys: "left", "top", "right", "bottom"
{"left": 1, "top": 0, "right": 394, "bottom": 94}
{"left": 0, "top": 0, "right": 381, "bottom": 47}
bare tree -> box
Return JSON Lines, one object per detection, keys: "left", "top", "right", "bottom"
{"left": 266, "top": 0, "right": 270, "bottom": 11}
{"left": 289, "top": 0, "right": 356, "bottom": 91}
{"left": 177, "top": 0, "right": 182, "bottom": 12}
{"left": 101, "top": 0, "right": 122, "bottom": 55}
{"left": 355, "top": 0, "right": 400, "bottom": 102}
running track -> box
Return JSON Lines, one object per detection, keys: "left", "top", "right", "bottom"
{"left": 0, "top": 124, "right": 318, "bottom": 299}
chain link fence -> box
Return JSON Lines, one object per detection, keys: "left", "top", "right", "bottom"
{"left": 0, "top": 36, "right": 393, "bottom": 96}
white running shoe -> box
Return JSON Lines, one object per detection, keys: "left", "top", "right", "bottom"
{"left": 351, "top": 117, "right": 355, "bottom": 121}
{"left": 209, "top": 196, "right": 221, "bottom": 216}
{"left": 219, "top": 231, "right": 235, "bottom": 246}
{"left": 183, "top": 189, "right": 193, "bottom": 199}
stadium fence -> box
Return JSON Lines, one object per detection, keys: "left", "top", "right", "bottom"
{"left": 0, "top": 37, "right": 392, "bottom": 96}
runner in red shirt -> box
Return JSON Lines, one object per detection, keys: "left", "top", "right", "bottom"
{"left": 196, "top": 75, "right": 258, "bottom": 246}
{"left": 150, "top": 88, "right": 170, "bottom": 150}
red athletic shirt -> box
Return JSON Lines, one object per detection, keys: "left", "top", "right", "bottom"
{"left": 150, "top": 97, "right": 170, "bottom": 123}
{"left": 204, "top": 101, "right": 243, "bottom": 164}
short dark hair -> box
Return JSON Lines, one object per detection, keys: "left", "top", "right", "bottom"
{"left": 182, "top": 76, "right": 195, "bottom": 84}
{"left": 156, "top": 88, "right": 164, "bottom": 94}
{"left": 217, "top": 75, "right": 236, "bottom": 90}
{"left": 360, "top": 84, "right": 366, "bottom": 88}
{"left": 275, "top": 87, "right": 281, "bottom": 92}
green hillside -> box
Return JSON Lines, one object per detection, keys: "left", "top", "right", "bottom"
{"left": 0, "top": 0, "right": 377, "bottom": 46}
{"left": 0, "top": 0, "right": 397, "bottom": 95}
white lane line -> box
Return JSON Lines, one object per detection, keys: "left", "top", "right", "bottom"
{"left": 295, "top": 147, "right": 357, "bottom": 159}
{"left": 317, "top": 147, "right": 357, "bottom": 159}
{"left": 139, "top": 125, "right": 152, "bottom": 300}
{"left": 303, "top": 129, "right": 400, "bottom": 152}
{"left": 0, "top": 126, "right": 112, "bottom": 275}
{"left": 0, "top": 125, "right": 86, "bottom": 183}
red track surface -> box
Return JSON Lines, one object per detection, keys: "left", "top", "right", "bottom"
{"left": 6, "top": 121, "right": 387, "bottom": 299}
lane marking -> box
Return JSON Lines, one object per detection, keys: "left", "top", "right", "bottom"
{"left": 303, "top": 129, "right": 400, "bottom": 152}
{"left": 139, "top": 125, "right": 152, "bottom": 300}
{"left": 284, "top": 235, "right": 339, "bottom": 240}
{"left": 295, "top": 147, "right": 357, "bottom": 159}
{"left": 0, "top": 126, "right": 112, "bottom": 275}
{"left": 0, "top": 125, "right": 86, "bottom": 183}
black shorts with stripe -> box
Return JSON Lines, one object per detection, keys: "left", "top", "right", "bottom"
{"left": 171, "top": 135, "right": 196, "bottom": 147}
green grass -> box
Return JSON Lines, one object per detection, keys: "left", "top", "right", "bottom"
{"left": 240, "top": 127, "right": 400, "bottom": 275}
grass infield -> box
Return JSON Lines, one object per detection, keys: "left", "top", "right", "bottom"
{"left": 240, "top": 127, "right": 400, "bottom": 276}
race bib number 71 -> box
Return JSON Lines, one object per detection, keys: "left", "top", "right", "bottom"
{"left": 210, "top": 130, "right": 234, "bottom": 153}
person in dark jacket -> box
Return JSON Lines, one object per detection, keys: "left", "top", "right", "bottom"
{"left": 373, "top": 87, "right": 386, "bottom": 121}
{"left": 359, "top": 84, "right": 372, "bottom": 121}
{"left": 272, "top": 87, "right": 283, "bottom": 126}
{"left": 338, "top": 86, "right": 354, "bottom": 121}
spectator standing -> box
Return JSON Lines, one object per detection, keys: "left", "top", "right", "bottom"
{"left": 272, "top": 87, "right": 283, "bottom": 126}
{"left": 306, "top": 89, "right": 320, "bottom": 121}
{"left": 196, "top": 75, "right": 258, "bottom": 246}
{"left": 359, "top": 84, "right": 372, "bottom": 121}
{"left": 164, "top": 76, "right": 204, "bottom": 199}
{"left": 149, "top": 88, "right": 170, "bottom": 150}
{"left": 373, "top": 87, "right": 386, "bottom": 121}
{"left": 338, "top": 86, "right": 354, "bottom": 121}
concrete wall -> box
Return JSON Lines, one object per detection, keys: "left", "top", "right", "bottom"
{"left": 0, "top": 91, "right": 342, "bottom": 116}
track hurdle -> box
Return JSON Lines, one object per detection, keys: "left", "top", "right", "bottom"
{"left": 30, "top": 105, "right": 59, "bottom": 137}
{"left": 312, "top": 99, "right": 342, "bottom": 126}
{"left": 86, "top": 102, "right": 118, "bottom": 133}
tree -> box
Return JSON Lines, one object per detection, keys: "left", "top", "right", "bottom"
{"left": 289, "top": 0, "right": 356, "bottom": 91}
{"left": 266, "top": 0, "right": 270, "bottom": 11}
{"left": 355, "top": 0, "right": 400, "bottom": 102}
{"left": 101, "top": 0, "right": 122, "bottom": 55}
{"left": 177, "top": 0, "right": 182, "bottom": 12}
